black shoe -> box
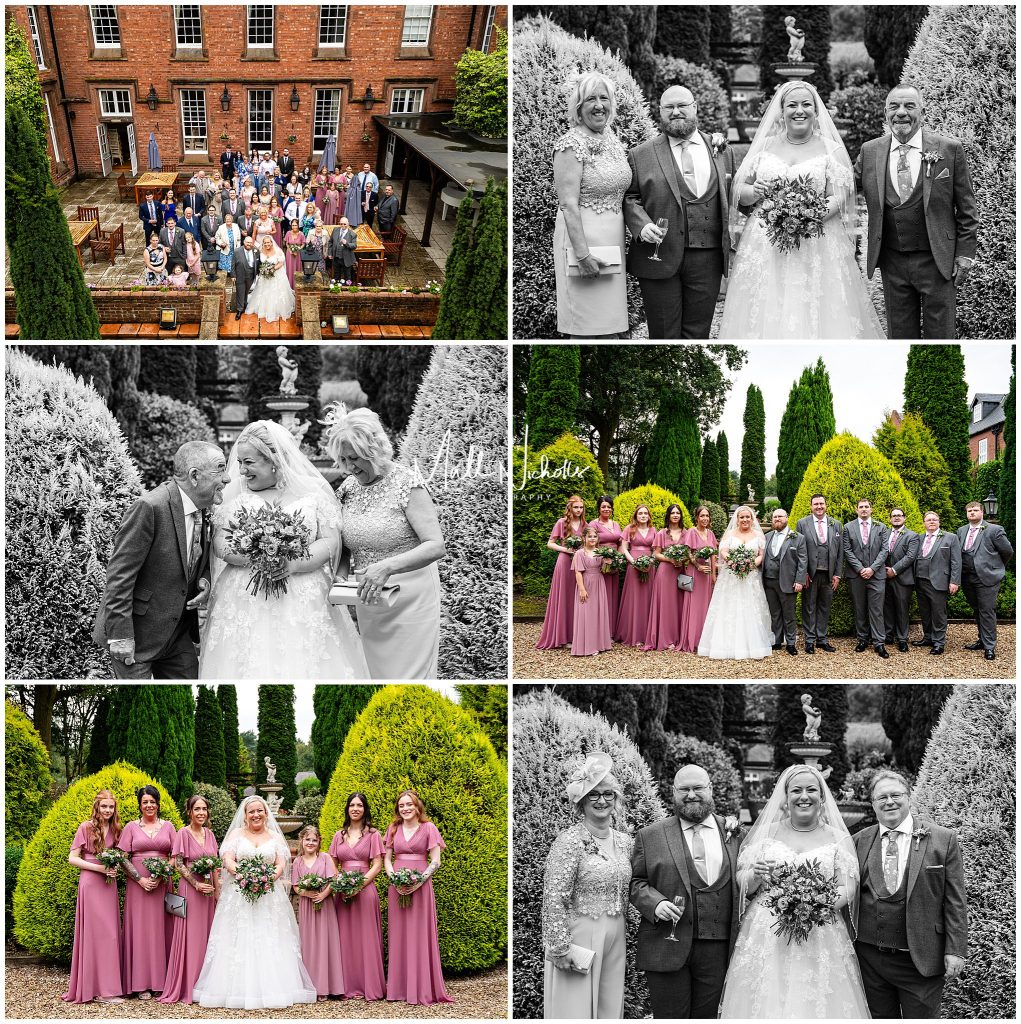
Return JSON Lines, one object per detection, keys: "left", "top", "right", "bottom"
{"left": 818, "top": 642, "right": 836, "bottom": 653}
{"left": 786, "top": 645, "right": 798, "bottom": 656}
{"left": 964, "top": 641, "right": 984, "bottom": 651}
{"left": 884, "top": 635, "right": 895, "bottom": 646}
{"left": 985, "top": 648, "right": 996, "bottom": 660}
{"left": 898, "top": 641, "right": 908, "bottom": 653}
{"left": 911, "top": 638, "right": 932, "bottom": 647}
{"left": 931, "top": 645, "right": 944, "bottom": 655}
{"left": 874, "top": 644, "right": 889, "bottom": 659}
{"left": 235, "top": 311, "right": 241, "bottom": 320}
{"left": 854, "top": 641, "right": 869, "bottom": 653}
{"left": 772, "top": 642, "right": 784, "bottom": 650}
{"left": 805, "top": 643, "right": 815, "bottom": 654}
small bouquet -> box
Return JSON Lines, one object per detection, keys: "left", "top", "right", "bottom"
{"left": 235, "top": 855, "right": 276, "bottom": 904}
{"left": 594, "top": 545, "right": 620, "bottom": 573}
{"left": 143, "top": 856, "right": 175, "bottom": 887}
{"left": 330, "top": 869, "right": 366, "bottom": 901}
{"left": 259, "top": 261, "right": 277, "bottom": 278}
{"left": 296, "top": 872, "right": 330, "bottom": 911}
{"left": 189, "top": 855, "right": 222, "bottom": 879}
{"left": 694, "top": 545, "right": 716, "bottom": 563}
{"left": 632, "top": 554, "right": 656, "bottom": 582}
{"left": 662, "top": 543, "right": 690, "bottom": 566}
{"left": 97, "top": 847, "right": 127, "bottom": 885}
{"left": 758, "top": 174, "right": 830, "bottom": 254}
{"left": 562, "top": 534, "right": 585, "bottom": 552}
{"left": 224, "top": 501, "right": 313, "bottom": 599}
{"left": 287, "top": 242, "right": 303, "bottom": 255}
{"left": 390, "top": 868, "right": 426, "bottom": 909}
{"left": 725, "top": 543, "right": 758, "bottom": 578}
{"left": 759, "top": 858, "right": 840, "bottom": 945}
{"left": 610, "top": 550, "right": 628, "bottom": 574}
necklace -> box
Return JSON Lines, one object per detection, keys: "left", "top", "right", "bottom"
{"left": 583, "top": 822, "right": 611, "bottom": 842}
{"left": 784, "top": 132, "right": 813, "bottom": 146}
{"left": 789, "top": 820, "right": 820, "bottom": 832}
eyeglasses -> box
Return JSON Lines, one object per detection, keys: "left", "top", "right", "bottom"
{"left": 661, "top": 102, "right": 696, "bottom": 112}
{"left": 586, "top": 790, "right": 616, "bottom": 804}
{"left": 675, "top": 784, "right": 709, "bottom": 795}
{"left": 872, "top": 791, "right": 908, "bottom": 804}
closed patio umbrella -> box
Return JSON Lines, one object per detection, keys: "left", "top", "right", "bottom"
{"left": 318, "top": 133, "right": 336, "bottom": 172}
{"left": 147, "top": 132, "right": 162, "bottom": 171}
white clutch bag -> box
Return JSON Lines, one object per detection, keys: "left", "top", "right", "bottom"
{"left": 328, "top": 576, "right": 401, "bottom": 608}
{"left": 566, "top": 244, "right": 622, "bottom": 276}
{"left": 547, "top": 943, "right": 596, "bottom": 974}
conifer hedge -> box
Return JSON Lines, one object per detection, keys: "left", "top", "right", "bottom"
{"left": 354, "top": 346, "right": 433, "bottom": 435}
{"left": 524, "top": 345, "right": 580, "bottom": 450}
{"left": 739, "top": 383, "right": 766, "bottom": 507}
{"left": 872, "top": 412, "right": 955, "bottom": 528}
{"left": 13, "top": 762, "right": 183, "bottom": 962}
{"left": 454, "top": 684, "right": 508, "bottom": 759}
{"left": 612, "top": 484, "right": 692, "bottom": 537}
{"left": 193, "top": 685, "right": 226, "bottom": 789}
{"left": 310, "top": 685, "right": 379, "bottom": 789}
{"left": 660, "top": 732, "right": 742, "bottom": 816}
{"left": 256, "top": 685, "right": 298, "bottom": 809}
{"left": 132, "top": 391, "right": 217, "bottom": 490}
{"left": 217, "top": 685, "right": 241, "bottom": 780}
{"left": 700, "top": 437, "right": 721, "bottom": 503}
{"left": 320, "top": 685, "right": 507, "bottom": 972}
{"left": 5, "top": 700, "right": 52, "bottom": 847}
{"left": 137, "top": 346, "right": 198, "bottom": 404}
{"left": 663, "top": 685, "right": 724, "bottom": 743}
{"left": 716, "top": 430, "right": 732, "bottom": 505}
{"left": 190, "top": 782, "right": 237, "bottom": 841}
{"left": 880, "top": 684, "right": 952, "bottom": 773}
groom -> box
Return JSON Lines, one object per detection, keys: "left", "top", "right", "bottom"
{"left": 630, "top": 765, "right": 743, "bottom": 1018}
{"left": 761, "top": 508, "right": 807, "bottom": 655}
{"left": 623, "top": 85, "right": 738, "bottom": 339}
{"left": 93, "top": 441, "right": 229, "bottom": 679}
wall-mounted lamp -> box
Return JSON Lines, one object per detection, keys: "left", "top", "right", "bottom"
{"left": 220, "top": 85, "right": 231, "bottom": 112}
{"left": 290, "top": 85, "right": 300, "bottom": 112}
{"left": 146, "top": 84, "right": 158, "bottom": 111}
{"left": 362, "top": 85, "right": 376, "bottom": 110}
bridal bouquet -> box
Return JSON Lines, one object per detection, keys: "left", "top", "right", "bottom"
{"left": 97, "top": 847, "right": 127, "bottom": 884}
{"left": 724, "top": 544, "right": 758, "bottom": 578}
{"left": 259, "top": 261, "right": 277, "bottom": 278}
{"left": 758, "top": 174, "right": 829, "bottom": 254}
{"left": 632, "top": 554, "right": 656, "bottom": 582}
{"left": 235, "top": 855, "right": 276, "bottom": 904}
{"left": 143, "top": 857, "right": 176, "bottom": 887}
{"left": 662, "top": 543, "right": 690, "bottom": 566}
{"left": 296, "top": 872, "right": 330, "bottom": 911}
{"left": 224, "top": 502, "right": 312, "bottom": 599}
{"left": 760, "top": 858, "right": 840, "bottom": 945}
{"left": 189, "top": 855, "right": 222, "bottom": 879}
{"left": 330, "top": 869, "right": 366, "bottom": 901}
{"left": 390, "top": 868, "right": 426, "bottom": 908}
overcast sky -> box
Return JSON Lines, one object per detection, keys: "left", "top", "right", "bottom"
{"left": 711, "top": 343, "right": 1013, "bottom": 476}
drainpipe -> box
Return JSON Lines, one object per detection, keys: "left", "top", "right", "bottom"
{"left": 466, "top": 5, "right": 478, "bottom": 49}
{"left": 45, "top": 4, "right": 80, "bottom": 179}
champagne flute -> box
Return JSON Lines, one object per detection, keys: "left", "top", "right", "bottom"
{"left": 648, "top": 217, "right": 669, "bottom": 261}
{"left": 665, "top": 894, "right": 686, "bottom": 942}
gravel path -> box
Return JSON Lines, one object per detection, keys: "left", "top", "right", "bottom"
{"left": 513, "top": 622, "right": 1016, "bottom": 680}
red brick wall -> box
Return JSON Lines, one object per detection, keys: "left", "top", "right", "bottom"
{"left": 6, "top": 287, "right": 205, "bottom": 325}
{"left": 318, "top": 289, "right": 439, "bottom": 326}
{"left": 969, "top": 429, "right": 1002, "bottom": 464}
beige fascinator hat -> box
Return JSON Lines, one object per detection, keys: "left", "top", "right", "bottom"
{"left": 565, "top": 752, "right": 613, "bottom": 804}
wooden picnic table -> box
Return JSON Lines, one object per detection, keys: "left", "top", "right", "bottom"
{"left": 324, "top": 223, "right": 384, "bottom": 256}
{"left": 134, "top": 171, "right": 179, "bottom": 206}
{"left": 68, "top": 219, "right": 98, "bottom": 269}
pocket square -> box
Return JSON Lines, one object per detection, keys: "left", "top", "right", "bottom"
{"left": 925, "top": 864, "right": 945, "bottom": 870}
{"left": 936, "top": 168, "right": 950, "bottom": 180}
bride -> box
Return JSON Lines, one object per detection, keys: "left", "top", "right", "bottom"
{"left": 199, "top": 420, "right": 368, "bottom": 679}
{"left": 193, "top": 796, "right": 317, "bottom": 1009}
{"left": 719, "top": 765, "right": 871, "bottom": 1018}
{"left": 697, "top": 505, "right": 772, "bottom": 659}
{"left": 719, "top": 80, "right": 885, "bottom": 339}
{"left": 246, "top": 236, "right": 295, "bottom": 322}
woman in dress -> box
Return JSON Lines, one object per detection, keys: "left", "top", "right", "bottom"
{"left": 698, "top": 505, "right": 773, "bottom": 660}
{"left": 291, "top": 825, "right": 344, "bottom": 1001}
{"left": 193, "top": 796, "right": 317, "bottom": 1009}
{"left": 328, "top": 793, "right": 386, "bottom": 1001}
{"left": 644, "top": 504, "right": 688, "bottom": 651}
{"left": 184, "top": 233, "right": 202, "bottom": 282}
{"left": 719, "top": 80, "right": 885, "bottom": 340}
{"left": 679, "top": 504, "right": 718, "bottom": 652}
{"left": 235, "top": 154, "right": 253, "bottom": 193}
{"left": 297, "top": 164, "right": 312, "bottom": 189}
{"left": 571, "top": 524, "right": 612, "bottom": 657}
{"left": 251, "top": 206, "right": 276, "bottom": 247}
{"left": 383, "top": 790, "right": 452, "bottom": 1006}
{"left": 199, "top": 420, "right": 368, "bottom": 679}
{"left": 283, "top": 219, "right": 306, "bottom": 289}
{"left": 301, "top": 201, "right": 321, "bottom": 236}
{"left": 268, "top": 196, "right": 285, "bottom": 247}
{"left": 241, "top": 175, "right": 257, "bottom": 209}
{"left": 553, "top": 72, "right": 632, "bottom": 339}
{"left": 321, "top": 178, "right": 342, "bottom": 224}
{"left": 325, "top": 404, "right": 446, "bottom": 680}
{"left": 306, "top": 220, "right": 331, "bottom": 281}
{"left": 214, "top": 214, "right": 241, "bottom": 275}
{"left": 719, "top": 765, "right": 870, "bottom": 1018}
{"left": 160, "top": 189, "right": 177, "bottom": 226}
{"left": 63, "top": 790, "right": 125, "bottom": 1005}
{"left": 592, "top": 495, "right": 624, "bottom": 625}
{"left": 615, "top": 504, "right": 658, "bottom": 647}
{"left": 143, "top": 234, "right": 169, "bottom": 285}
{"left": 244, "top": 236, "right": 295, "bottom": 322}
{"left": 535, "top": 495, "right": 586, "bottom": 650}
{"left": 120, "top": 786, "right": 176, "bottom": 999}
{"left": 159, "top": 795, "right": 221, "bottom": 1005}
{"left": 543, "top": 753, "right": 632, "bottom": 1019}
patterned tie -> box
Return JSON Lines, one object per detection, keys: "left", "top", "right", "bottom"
{"left": 678, "top": 139, "right": 698, "bottom": 194}
{"left": 691, "top": 823, "right": 708, "bottom": 882}
{"left": 861, "top": 521, "right": 870, "bottom": 546}
{"left": 188, "top": 510, "right": 203, "bottom": 575}
{"left": 896, "top": 144, "right": 913, "bottom": 201}
{"left": 889, "top": 529, "right": 899, "bottom": 552}
{"left": 816, "top": 518, "right": 826, "bottom": 543}
{"left": 922, "top": 532, "right": 935, "bottom": 557}
{"left": 883, "top": 831, "right": 900, "bottom": 893}
{"left": 965, "top": 526, "right": 978, "bottom": 551}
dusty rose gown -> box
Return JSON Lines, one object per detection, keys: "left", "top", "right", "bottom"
{"left": 385, "top": 822, "right": 452, "bottom": 1006}
{"left": 283, "top": 229, "right": 305, "bottom": 288}
{"left": 292, "top": 852, "right": 345, "bottom": 997}
{"left": 321, "top": 188, "right": 341, "bottom": 224}
{"left": 63, "top": 821, "right": 125, "bottom": 1003}
{"left": 120, "top": 819, "right": 176, "bottom": 994}
{"left": 679, "top": 527, "right": 718, "bottom": 652}
{"left": 159, "top": 827, "right": 220, "bottom": 1004}
{"left": 644, "top": 528, "right": 687, "bottom": 651}
{"left": 571, "top": 549, "right": 612, "bottom": 656}
{"left": 592, "top": 519, "right": 624, "bottom": 626}
{"left": 535, "top": 518, "right": 583, "bottom": 649}
{"left": 329, "top": 829, "right": 386, "bottom": 1000}
{"left": 615, "top": 526, "right": 658, "bottom": 646}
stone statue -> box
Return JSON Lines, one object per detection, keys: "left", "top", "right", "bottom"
{"left": 785, "top": 16, "right": 806, "bottom": 63}
{"left": 290, "top": 418, "right": 311, "bottom": 444}
{"left": 747, "top": 484, "right": 755, "bottom": 502}
{"left": 265, "top": 792, "right": 282, "bottom": 815}
{"left": 801, "top": 693, "right": 822, "bottom": 742}
{"left": 264, "top": 756, "right": 277, "bottom": 783}
{"left": 276, "top": 345, "right": 299, "bottom": 395}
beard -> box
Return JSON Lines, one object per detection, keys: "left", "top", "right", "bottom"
{"left": 675, "top": 794, "right": 716, "bottom": 823}
{"left": 661, "top": 115, "right": 698, "bottom": 140}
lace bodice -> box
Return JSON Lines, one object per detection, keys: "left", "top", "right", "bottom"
{"left": 751, "top": 152, "right": 852, "bottom": 194}
{"left": 554, "top": 127, "right": 632, "bottom": 215}
{"left": 223, "top": 831, "right": 289, "bottom": 863}
{"left": 213, "top": 490, "right": 338, "bottom": 543}
{"left": 339, "top": 463, "right": 423, "bottom": 574}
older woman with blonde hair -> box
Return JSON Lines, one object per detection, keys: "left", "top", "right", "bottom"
{"left": 324, "top": 404, "right": 445, "bottom": 679}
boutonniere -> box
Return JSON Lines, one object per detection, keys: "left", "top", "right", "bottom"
{"left": 711, "top": 133, "right": 727, "bottom": 157}
{"left": 911, "top": 826, "right": 929, "bottom": 850}
{"left": 922, "top": 151, "right": 942, "bottom": 178}
{"left": 724, "top": 816, "right": 742, "bottom": 843}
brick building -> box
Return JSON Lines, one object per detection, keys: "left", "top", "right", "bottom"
{"left": 8, "top": 4, "right": 505, "bottom": 187}
{"left": 968, "top": 392, "right": 1006, "bottom": 465}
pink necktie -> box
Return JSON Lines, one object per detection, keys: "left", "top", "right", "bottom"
{"left": 965, "top": 526, "right": 977, "bottom": 550}
{"left": 923, "top": 533, "right": 935, "bottom": 556}
{"left": 816, "top": 519, "right": 825, "bottom": 542}
{"left": 861, "top": 521, "right": 869, "bottom": 545}
{"left": 889, "top": 530, "right": 898, "bottom": 552}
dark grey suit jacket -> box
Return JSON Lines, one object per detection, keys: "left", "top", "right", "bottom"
{"left": 887, "top": 528, "right": 921, "bottom": 585}
{"left": 956, "top": 521, "right": 1013, "bottom": 585}
{"left": 762, "top": 529, "right": 808, "bottom": 591}
{"left": 914, "top": 531, "right": 962, "bottom": 590}
{"left": 843, "top": 519, "right": 891, "bottom": 576}
{"left": 796, "top": 514, "right": 843, "bottom": 579}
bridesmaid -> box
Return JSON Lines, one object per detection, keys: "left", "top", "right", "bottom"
{"left": 314, "top": 168, "right": 329, "bottom": 207}
{"left": 615, "top": 504, "right": 658, "bottom": 647}
{"left": 592, "top": 495, "right": 624, "bottom": 627}
{"left": 292, "top": 825, "right": 345, "bottom": 1001}
{"left": 571, "top": 524, "right": 612, "bottom": 657}
{"left": 159, "top": 795, "right": 221, "bottom": 1005}
{"left": 322, "top": 179, "right": 342, "bottom": 224}
{"left": 284, "top": 219, "right": 306, "bottom": 289}
{"left": 120, "top": 786, "right": 176, "bottom": 999}
{"left": 679, "top": 504, "right": 718, "bottom": 652}
{"left": 63, "top": 790, "right": 125, "bottom": 1005}
{"left": 535, "top": 495, "right": 587, "bottom": 650}
{"left": 644, "top": 504, "right": 688, "bottom": 651}
{"left": 383, "top": 791, "right": 452, "bottom": 1005}
{"left": 268, "top": 196, "right": 285, "bottom": 247}
{"left": 328, "top": 792, "right": 386, "bottom": 1001}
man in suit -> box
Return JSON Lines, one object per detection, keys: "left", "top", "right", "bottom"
{"left": 93, "top": 441, "right": 229, "bottom": 679}
{"left": 377, "top": 183, "right": 400, "bottom": 235}
{"left": 761, "top": 508, "right": 807, "bottom": 655}
{"left": 854, "top": 771, "right": 967, "bottom": 1018}
{"left": 278, "top": 147, "right": 295, "bottom": 182}
{"left": 912, "top": 511, "right": 962, "bottom": 655}
{"left": 158, "top": 216, "right": 188, "bottom": 268}
{"left": 623, "top": 85, "right": 738, "bottom": 339}
{"left": 184, "top": 183, "right": 206, "bottom": 218}
{"left": 221, "top": 188, "right": 246, "bottom": 223}
{"left": 957, "top": 500, "right": 1014, "bottom": 660}
{"left": 137, "top": 189, "right": 164, "bottom": 245}
{"left": 331, "top": 217, "right": 358, "bottom": 284}
{"left": 362, "top": 181, "right": 379, "bottom": 230}
{"left": 853, "top": 85, "right": 978, "bottom": 339}
{"left": 844, "top": 498, "right": 891, "bottom": 658}
{"left": 179, "top": 206, "right": 202, "bottom": 246}
{"left": 883, "top": 506, "right": 920, "bottom": 652}
{"left": 200, "top": 207, "right": 221, "bottom": 252}
{"left": 797, "top": 494, "right": 843, "bottom": 654}
{"left": 231, "top": 234, "right": 260, "bottom": 319}
{"left": 630, "top": 765, "right": 744, "bottom": 1019}
{"left": 219, "top": 147, "right": 237, "bottom": 185}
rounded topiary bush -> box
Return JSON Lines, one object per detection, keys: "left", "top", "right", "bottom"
{"left": 294, "top": 792, "right": 325, "bottom": 825}
{"left": 830, "top": 82, "right": 886, "bottom": 164}
{"left": 5, "top": 350, "right": 143, "bottom": 678}
{"left": 512, "top": 16, "right": 658, "bottom": 338}
{"left": 5, "top": 700, "right": 52, "bottom": 847}
{"left": 659, "top": 732, "right": 743, "bottom": 816}
{"left": 698, "top": 498, "right": 729, "bottom": 540}
{"left": 513, "top": 690, "right": 667, "bottom": 1019}
{"left": 132, "top": 390, "right": 217, "bottom": 491}
{"left": 190, "top": 781, "right": 237, "bottom": 842}
{"left": 13, "top": 762, "right": 183, "bottom": 962}
{"left": 298, "top": 776, "right": 322, "bottom": 796}
{"left": 613, "top": 484, "right": 693, "bottom": 535}
{"left": 320, "top": 685, "right": 507, "bottom": 972}
{"left": 650, "top": 55, "right": 730, "bottom": 133}
{"left": 913, "top": 684, "right": 1015, "bottom": 1019}
{"left": 901, "top": 5, "right": 1015, "bottom": 339}
{"left": 6, "top": 845, "right": 24, "bottom": 938}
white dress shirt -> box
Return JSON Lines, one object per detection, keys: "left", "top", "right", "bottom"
{"left": 681, "top": 815, "right": 723, "bottom": 884}
{"left": 878, "top": 812, "right": 913, "bottom": 891}
{"left": 887, "top": 127, "right": 923, "bottom": 193}
{"left": 770, "top": 525, "right": 789, "bottom": 556}
{"left": 811, "top": 514, "right": 829, "bottom": 542}
{"left": 670, "top": 131, "right": 712, "bottom": 197}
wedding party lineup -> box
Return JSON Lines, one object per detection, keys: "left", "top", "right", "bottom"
{"left": 3, "top": 2, "right": 1018, "bottom": 1023}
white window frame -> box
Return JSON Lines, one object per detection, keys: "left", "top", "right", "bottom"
{"left": 481, "top": 5, "right": 496, "bottom": 52}
{"left": 978, "top": 438, "right": 989, "bottom": 464}
{"left": 248, "top": 89, "right": 273, "bottom": 150}
{"left": 318, "top": 5, "right": 348, "bottom": 46}
{"left": 44, "top": 93, "right": 61, "bottom": 163}
{"left": 972, "top": 403, "right": 982, "bottom": 423}
{"left": 401, "top": 5, "right": 432, "bottom": 46}
{"left": 174, "top": 4, "right": 202, "bottom": 48}
{"left": 98, "top": 88, "right": 132, "bottom": 117}
{"left": 27, "top": 6, "right": 46, "bottom": 68}
{"left": 89, "top": 5, "right": 121, "bottom": 48}
{"left": 390, "top": 88, "right": 425, "bottom": 115}
{"left": 312, "top": 88, "right": 341, "bottom": 153}
{"left": 180, "top": 88, "right": 208, "bottom": 154}
{"left": 246, "top": 5, "right": 274, "bottom": 48}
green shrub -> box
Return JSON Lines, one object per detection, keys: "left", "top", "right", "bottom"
{"left": 913, "top": 684, "right": 1016, "bottom": 1019}
{"left": 298, "top": 776, "right": 322, "bottom": 796}
{"left": 193, "top": 685, "right": 226, "bottom": 790}
{"left": 137, "top": 346, "right": 198, "bottom": 404}
{"left": 5, "top": 350, "right": 142, "bottom": 678}
{"left": 190, "top": 782, "right": 237, "bottom": 842}
{"left": 13, "top": 762, "right": 182, "bottom": 962}
{"left": 6, "top": 845, "right": 24, "bottom": 939}
{"left": 660, "top": 732, "right": 743, "bottom": 816}
{"left": 311, "top": 686, "right": 379, "bottom": 789}
{"left": 132, "top": 391, "right": 217, "bottom": 490}
{"left": 512, "top": 690, "right": 666, "bottom": 1019}
{"left": 320, "top": 686, "right": 507, "bottom": 972}
{"left": 829, "top": 81, "right": 885, "bottom": 164}
{"left": 948, "top": 569, "right": 1015, "bottom": 620}
{"left": 763, "top": 498, "right": 781, "bottom": 519}
{"left": 973, "top": 457, "right": 1002, "bottom": 505}
{"left": 293, "top": 793, "right": 325, "bottom": 825}
{"left": 613, "top": 484, "right": 692, "bottom": 537}
{"left": 698, "top": 498, "right": 728, "bottom": 539}
{"left": 455, "top": 684, "right": 508, "bottom": 760}
{"left": 829, "top": 40, "right": 875, "bottom": 88}
{"left": 650, "top": 55, "right": 730, "bottom": 133}
{"left": 453, "top": 28, "right": 507, "bottom": 138}
{"left": 5, "top": 701, "right": 52, "bottom": 847}
{"left": 524, "top": 345, "right": 580, "bottom": 451}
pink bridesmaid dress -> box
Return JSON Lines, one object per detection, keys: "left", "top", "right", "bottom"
{"left": 283, "top": 229, "right": 305, "bottom": 288}
{"left": 292, "top": 852, "right": 345, "bottom": 998}
{"left": 679, "top": 527, "right": 718, "bottom": 652}
{"left": 644, "top": 528, "right": 687, "bottom": 651}
{"left": 615, "top": 526, "right": 658, "bottom": 646}
{"left": 329, "top": 829, "right": 386, "bottom": 1000}
{"left": 159, "top": 827, "right": 220, "bottom": 1004}
{"left": 592, "top": 519, "right": 624, "bottom": 627}
{"left": 535, "top": 518, "right": 583, "bottom": 649}
{"left": 314, "top": 174, "right": 329, "bottom": 207}
{"left": 63, "top": 822, "right": 125, "bottom": 1003}
{"left": 570, "top": 549, "right": 613, "bottom": 656}
{"left": 322, "top": 188, "right": 341, "bottom": 224}
{"left": 384, "top": 822, "right": 453, "bottom": 1005}
{"left": 120, "top": 819, "right": 176, "bottom": 994}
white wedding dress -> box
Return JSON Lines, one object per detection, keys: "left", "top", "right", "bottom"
{"left": 245, "top": 245, "right": 295, "bottom": 322}
{"left": 697, "top": 535, "right": 773, "bottom": 659}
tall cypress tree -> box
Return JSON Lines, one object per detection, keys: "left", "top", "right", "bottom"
{"left": 716, "top": 430, "right": 731, "bottom": 505}
{"left": 85, "top": 696, "right": 112, "bottom": 774}
{"left": 121, "top": 689, "right": 162, "bottom": 774}
{"left": 676, "top": 392, "right": 702, "bottom": 511}
{"left": 863, "top": 6, "right": 929, "bottom": 86}
{"left": 655, "top": 8, "right": 711, "bottom": 63}
{"left": 647, "top": 390, "right": 684, "bottom": 496}
{"left": 159, "top": 686, "right": 196, "bottom": 806}
{"left": 877, "top": 413, "right": 956, "bottom": 526}
{"left": 256, "top": 685, "right": 298, "bottom": 809}
{"left": 771, "top": 685, "right": 850, "bottom": 790}
{"left": 776, "top": 375, "right": 809, "bottom": 513}
{"left": 881, "top": 685, "right": 953, "bottom": 772}
{"left": 310, "top": 684, "right": 379, "bottom": 789}
{"left": 432, "top": 192, "right": 476, "bottom": 339}
{"left": 455, "top": 684, "right": 508, "bottom": 759}
{"left": 809, "top": 358, "right": 836, "bottom": 440}
{"left": 460, "top": 177, "right": 508, "bottom": 341}
{"left": 1000, "top": 349, "right": 1015, "bottom": 553}
{"left": 700, "top": 437, "right": 721, "bottom": 503}
{"left": 193, "top": 685, "right": 226, "bottom": 788}
{"left": 663, "top": 685, "right": 725, "bottom": 743}
{"left": 217, "top": 685, "right": 241, "bottom": 780}
{"left": 524, "top": 345, "right": 580, "bottom": 449}
{"left": 739, "top": 384, "right": 766, "bottom": 508}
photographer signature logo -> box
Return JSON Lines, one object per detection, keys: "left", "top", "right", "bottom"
{"left": 515, "top": 427, "right": 590, "bottom": 491}
{"left": 406, "top": 429, "right": 507, "bottom": 489}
